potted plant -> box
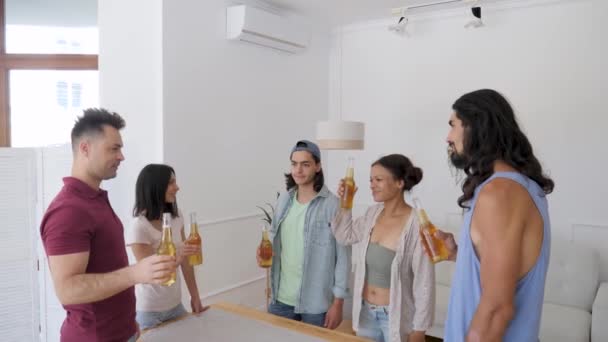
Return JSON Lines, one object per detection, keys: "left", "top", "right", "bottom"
{"left": 256, "top": 191, "right": 279, "bottom": 226}
{"left": 256, "top": 192, "right": 279, "bottom": 309}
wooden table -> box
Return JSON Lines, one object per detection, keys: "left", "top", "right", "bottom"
{"left": 138, "top": 302, "right": 370, "bottom": 342}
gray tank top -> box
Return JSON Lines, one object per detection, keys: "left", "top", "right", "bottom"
{"left": 365, "top": 242, "right": 396, "bottom": 289}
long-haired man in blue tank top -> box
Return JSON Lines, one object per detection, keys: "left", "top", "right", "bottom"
{"left": 434, "top": 89, "right": 555, "bottom": 342}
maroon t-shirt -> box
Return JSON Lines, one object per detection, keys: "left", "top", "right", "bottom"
{"left": 40, "top": 177, "right": 136, "bottom": 342}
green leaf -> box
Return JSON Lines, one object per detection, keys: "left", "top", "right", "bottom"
{"left": 256, "top": 205, "right": 273, "bottom": 225}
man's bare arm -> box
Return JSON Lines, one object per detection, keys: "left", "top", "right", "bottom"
{"left": 48, "top": 252, "right": 176, "bottom": 305}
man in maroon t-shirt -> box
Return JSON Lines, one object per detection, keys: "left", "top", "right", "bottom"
{"left": 40, "top": 108, "right": 177, "bottom": 342}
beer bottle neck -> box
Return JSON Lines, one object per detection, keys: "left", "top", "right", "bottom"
{"left": 190, "top": 222, "right": 199, "bottom": 236}
{"left": 161, "top": 227, "right": 173, "bottom": 243}
{"left": 345, "top": 157, "right": 355, "bottom": 178}
{"left": 345, "top": 167, "right": 354, "bottom": 179}
{"left": 416, "top": 209, "right": 430, "bottom": 226}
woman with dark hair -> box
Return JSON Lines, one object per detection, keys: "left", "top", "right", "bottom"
{"left": 126, "top": 164, "right": 208, "bottom": 330}
{"left": 331, "top": 154, "right": 435, "bottom": 342}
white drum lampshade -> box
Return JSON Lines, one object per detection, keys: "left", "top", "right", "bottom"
{"left": 316, "top": 121, "right": 365, "bottom": 150}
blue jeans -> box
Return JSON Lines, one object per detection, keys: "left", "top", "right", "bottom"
{"left": 136, "top": 303, "right": 188, "bottom": 330}
{"left": 268, "top": 301, "right": 326, "bottom": 327}
{"left": 358, "top": 300, "right": 390, "bottom": 342}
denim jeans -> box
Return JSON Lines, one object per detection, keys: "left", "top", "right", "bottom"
{"left": 136, "top": 303, "right": 188, "bottom": 330}
{"left": 357, "top": 300, "right": 390, "bottom": 342}
{"left": 268, "top": 300, "right": 326, "bottom": 327}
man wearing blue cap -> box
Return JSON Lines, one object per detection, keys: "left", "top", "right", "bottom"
{"left": 257, "top": 140, "right": 350, "bottom": 329}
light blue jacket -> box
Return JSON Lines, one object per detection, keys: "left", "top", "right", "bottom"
{"left": 269, "top": 185, "right": 350, "bottom": 314}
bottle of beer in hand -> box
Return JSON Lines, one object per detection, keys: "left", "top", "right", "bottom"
{"left": 186, "top": 212, "right": 203, "bottom": 266}
{"left": 413, "top": 198, "right": 450, "bottom": 263}
{"left": 259, "top": 226, "right": 273, "bottom": 268}
{"left": 340, "top": 157, "right": 356, "bottom": 209}
{"left": 157, "top": 212, "right": 177, "bottom": 286}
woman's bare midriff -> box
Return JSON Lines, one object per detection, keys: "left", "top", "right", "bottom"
{"left": 362, "top": 282, "right": 390, "bottom": 306}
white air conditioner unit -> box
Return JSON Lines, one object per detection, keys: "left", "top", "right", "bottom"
{"left": 226, "top": 5, "right": 310, "bottom": 54}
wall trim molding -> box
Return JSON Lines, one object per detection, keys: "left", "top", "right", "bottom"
{"left": 201, "top": 274, "right": 266, "bottom": 300}
{"left": 198, "top": 212, "right": 263, "bottom": 229}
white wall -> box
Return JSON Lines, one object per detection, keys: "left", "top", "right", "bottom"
{"left": 326, "top": 0, "right": 608, "bottom": 262}
{"left": 98, "top": 0, "right": 164, "bottom": 226}
{"left": 99, "top": 0, "right": 331, "bottom": 306}
{"left": 162, "top": 0, "right": 330, "bottom": 304}
{"left": 162, "top": 0, "right": 330, "bottom": 219}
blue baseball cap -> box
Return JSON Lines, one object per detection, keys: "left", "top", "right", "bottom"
{"left": 290, "top": 140, "right": 321, "bottom": 161}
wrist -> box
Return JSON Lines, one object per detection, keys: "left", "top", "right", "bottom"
{"left": 125, "top": 265, "right": 139, "bottom": 286}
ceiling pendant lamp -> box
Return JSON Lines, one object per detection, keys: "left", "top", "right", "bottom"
{"left": 316, "top": 27, "right": 365, "bottom": 150}
{"left": 316, "top": 121, "right": 364, "bottom": 149}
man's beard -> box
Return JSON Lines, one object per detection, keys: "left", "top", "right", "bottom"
{"left": 447, "top": 147, "right": 467, "bottom": 185}
{"left": 449, "top": 150, "right": 468, "bottom": 170}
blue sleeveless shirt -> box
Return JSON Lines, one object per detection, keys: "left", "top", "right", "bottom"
{"left": 444, "top": 172, "right": 551, "bottom": 342}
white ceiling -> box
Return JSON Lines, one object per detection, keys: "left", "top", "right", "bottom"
{"left": 266, "top": 0, "right": 454, "bottom": 25}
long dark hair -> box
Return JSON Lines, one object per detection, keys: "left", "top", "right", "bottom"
{"left": 372, "top": 154, "right": 423, "bottom": 192}
{"left": 133, "top": 164, "right": 179, "bottom": 220}
{"left": 452, "top": 89, "right": 554, "bottom": 208}
{"left": 284, "top": 153, "right": 324, "bottom": 193}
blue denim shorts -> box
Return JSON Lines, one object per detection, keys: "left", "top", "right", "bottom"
{"left": 357, "top": 300, "right": 390, "bottom": 342}
{"left": 136, "top": 303, "right": 188, "bottom": 330}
